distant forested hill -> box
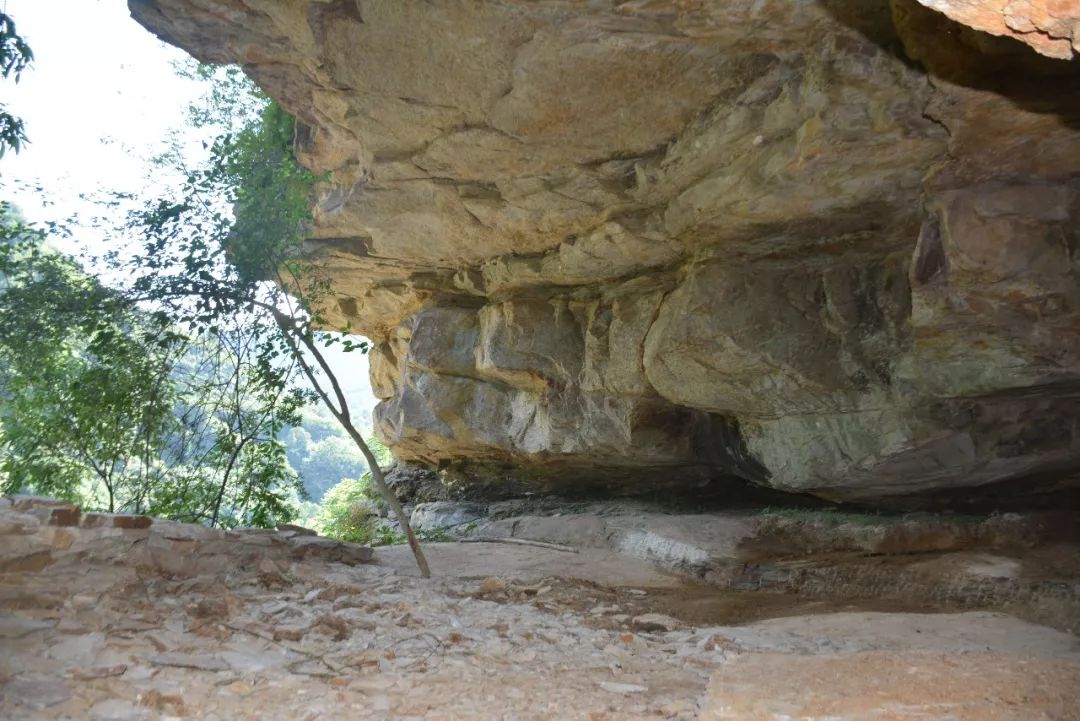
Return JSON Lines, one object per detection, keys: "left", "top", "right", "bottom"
{"left": 285, "top": 342, "right": 379, "bottom": 502}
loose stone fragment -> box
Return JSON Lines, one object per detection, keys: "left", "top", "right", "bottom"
{"left": 149, "top": 653, "right": 230, "bottom": 671}
{"left": 47, "top": 631, "right": 105, "bottom": 667}
{"left": 631, "top": 613, "right": 680, "bottom": 633}
{"left": 88, "top": 698, "right": 150, "bottom": 721}
{"left": 3, "top": 678, "right": 73, "bottom": 709}
{"left": 0, "top": 615, "right": 55, "bottom": 638}
{"left": 138, "top": 690, "right": 187, "bottom": 715}
{"left": 475, "top": 577, "right": 507, "bottom": 596}
{"left": 272, "top": 625, "right": 306, "bottom": 642}
{"left": 67, "top": 664, "right": 128, "bottom": 680}
{"left": 598, "top": 681, "right": 648, "bottom": 694}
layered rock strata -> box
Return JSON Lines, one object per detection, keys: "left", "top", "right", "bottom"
{"left": 130, "top": 0, "right": 1080, "bottom": 503}
{"left": 411, "top": 498, "right": 1080, "bottom": 630}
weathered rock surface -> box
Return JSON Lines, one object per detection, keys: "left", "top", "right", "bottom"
{"left": 3, "top": 498, "right": 1079, "bottom": 720}
{"left": 130, "top": 0, "right": 1080, "bottom": 504}
{"left": 0, "top": 495, "right": 373, "bottom": 578}
{"left": 916, "top": 0, "right": 1080, "bottom": 59}
{"left": 406, "top": 498, "right": 1080, "bottom": 630}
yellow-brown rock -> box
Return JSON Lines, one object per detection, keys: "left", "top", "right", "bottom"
{"left": 915, "top": 0, "right": 1079, "bottom": 59}
{"left": 129, "top": 0, "right": 1080, "bottom": 504}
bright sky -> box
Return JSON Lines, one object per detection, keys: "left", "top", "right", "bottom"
{"left": 1, "top": 0, "right": 201, "bottom": 245}
{"left": 0, "top": 0, "right": 378, "bottom": 412}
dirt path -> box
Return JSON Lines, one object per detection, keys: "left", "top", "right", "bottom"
{"left": 1, "top": 499, "right": 1078, "bottom": 720}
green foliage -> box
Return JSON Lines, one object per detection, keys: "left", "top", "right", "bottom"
{"left": 118, "top": 65, "right": 411, "bottom": 516}
{"left": 0, "top": 11, "right": 33, "bottom": 157}
{"left": 126, "top": 63, "right": 319, "bottom": 310}
{"left": 0, "top": 58, "right": 398, "bottom": 542}
{"left": 227, "top": 102, "right": 316, "bottom": 284}
{"left": 105, "top": 66, "right": 325, "bottom": 527}
{"left": 0, "top": 217, "right": 182, "bottom": 511}
{"left": 311, "top": 434, "right": 397, "bottom": 544}
{"left": 95, "top": 62, "right": 426, "bottom": 573}
{"left": 0, "top": 206, "right": 305, "bottom": 526}
{"left": 309, "top": 435, "right": 457, "bottom": 548}
{"left": 149, "top": 321, "right": 310, "bottom": 528}
{"left": 283, "top": 422, "right": 368, "bottom": 501}
{"left": 313, "top": 475, "right": 378, "bottom": 544}
{"left": 361, "top": 434, "right": 393, "bottom": 473}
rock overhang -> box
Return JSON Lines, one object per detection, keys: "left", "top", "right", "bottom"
{"left": 130, "top": 0, "right": 1080, "bottom": 506}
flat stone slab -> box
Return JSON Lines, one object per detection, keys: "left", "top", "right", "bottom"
{"left": 288, "top": 536, "right": 373, "bottom": 565}
{"left": 2, "top": 678, "right": 73, "bottom": 710}
{"left": 0, "top": 616, "right": 55, "bottom": 639}
{"left": 701, "top": 650, "right": 1080, "bottom": 720}
{"left": 374, "top": 542, "right": 682, "bottom": 587}
{"left": 81, "top": 514, "right": 153, "bottom": 530}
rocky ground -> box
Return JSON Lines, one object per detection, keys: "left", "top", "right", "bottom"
{"left": 2, "top": 496, "right": 1079, "bottom": 720}
{"left": 407, "top": 498, "right": 1080, "bottom": 631}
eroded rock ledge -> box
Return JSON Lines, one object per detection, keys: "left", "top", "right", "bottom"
{"left": 130, "top": 0, "right": 1080, "bottom": 504}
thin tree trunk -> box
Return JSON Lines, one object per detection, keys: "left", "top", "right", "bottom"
{"left": 209, "top": 442, "right": 244, "bottom": 527}
{"left": 335, "top": 413, "right": 430, "bottom": 579}
{"left": 270, "top": 309, "right": 430, "bottom": 578}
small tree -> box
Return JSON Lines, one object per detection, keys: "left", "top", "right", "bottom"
{"left": 148, "top": 315, "right": 310, "bottom": 528}
{"left": 0, "top": 221, "right": 183, "bottom": 510}
{"left": 0, "top": 208, "right": 307, "bottom": 526}
{"left": 116, "top": 66, "right": 430, "bottom": 575}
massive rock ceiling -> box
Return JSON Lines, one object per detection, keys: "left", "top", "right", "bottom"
{"left": 131, "top": 0, "right": 1080, "bottom": 504}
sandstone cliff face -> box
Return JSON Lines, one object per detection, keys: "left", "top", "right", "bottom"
{"left": 130, "top": 0, "right": 1080, "bottom": 503}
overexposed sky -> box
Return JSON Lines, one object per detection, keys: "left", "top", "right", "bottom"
{"left": 2, "top": 0, "right": 201, "bottom": 244}
{"left": 0, "top": 0, "right": 378, "bottom": 411}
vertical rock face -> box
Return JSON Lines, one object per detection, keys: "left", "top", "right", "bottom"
{"left": 130, "top": 0, "right": 1080, "bottom": 504}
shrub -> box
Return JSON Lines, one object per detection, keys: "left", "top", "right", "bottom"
{"left": 313, "top": 476, "right": 379, "bottom": 544}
